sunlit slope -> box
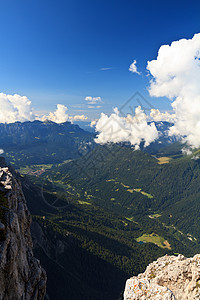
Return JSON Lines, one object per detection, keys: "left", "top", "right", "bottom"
{"left": 42, "top": 144, "right": 200, "bottom": 240}
{"left": 22, "top": 174, "right": 171, "bottom": 300}
{"left": 22, "top": 144, "right": 200, "bottom": 298}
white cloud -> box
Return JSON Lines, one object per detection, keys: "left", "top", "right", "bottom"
{"left": 0, "top": 149, "right": 4, "bottom": 155}
{"left": 72, "top": 114, "right": 88, "bottom": 121}
{"left": 85, "top": 96, "right": 102, "bottom": 105}
{"left": 182, "top": 147, "right": 192, "bottom": 155}
{"left": 129, "top": 60, "right": 140, "bottom": 75}
{"left": 88, "top": 105, "right": 102, "bottom": 109}
{"left": 95, "top": 106, "right": 158, "bottom": 148}
{"left": 0, "top": 92, "right": 89, "bottom": 126}
{"left": 41, "top": 104, "right": 69, "bottom": 124}
{"left": 100, "top": 67, "right": 113, "bottom": 71}
{"left": 147, "top": 33, "right": 200, "bottom": 148}
{"left": 90, "top": 120, "right": 97, "bottom": 127}
{"left": 150, "top": 109, "right": 176, "bottom": 123}
{"left": 0, "top": 92, "right": 35, "bottom": 123}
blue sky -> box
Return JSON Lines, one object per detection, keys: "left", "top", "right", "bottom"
{"left": 0, "top": 0, "right": 200, "bottom": 120}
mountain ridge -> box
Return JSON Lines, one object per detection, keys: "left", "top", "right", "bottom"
{"left": 0, "top": 120, "right": 95, "bottom": 167}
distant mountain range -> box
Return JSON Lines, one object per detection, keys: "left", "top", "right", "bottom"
{"left": 0, "top": 120, "right": 95, "bottom": 167}
{"left": 73, "top": 120, "right": 95, "bottom": 132}
{"left": 0, "top": 120, "right": 182, "bottom": 167}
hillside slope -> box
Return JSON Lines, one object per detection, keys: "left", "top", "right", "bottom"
{"left": 21, "top": 173, "right": 170, "bottom": 300}
{"left": 40, "top": 144, "right": 200, "bottom": 254}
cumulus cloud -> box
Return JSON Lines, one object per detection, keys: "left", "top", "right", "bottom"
{"left": 85, "top": 96, "right": 102, "bottom": 105}
{"left": 147, "top": 33, "right": 200, "bottom": 148}
{"left": 0, "top": 92, "right": 89, "bottom": 126}
{"left": 41, "top": 104, "right": 69, "bottom": 124}
{"left": 90, "top": 120, "right": 97, "bottom": 127}
{"left": 0, "top": 93, "right": 35, "bottom": 123}
{"left": 150, "top": 109, "right": 176, "bottom": 123}
{"left": 95, "top": 106, "right": 158, "bottom": 148}
{"left": 129, "top": 60, "right": 140, "bottom": 75}
{"left": 182, "top": 147, "right": 192, "bottom": 156}
{"left": 72, "top": 114, "right": 88, "bottom": 121}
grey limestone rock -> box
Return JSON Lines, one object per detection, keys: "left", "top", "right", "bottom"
{"left": 124, "top": 254, "right": 200, "bottom": 300}
{"left": 0, "top": 163, "right": 47, "bottom": 300}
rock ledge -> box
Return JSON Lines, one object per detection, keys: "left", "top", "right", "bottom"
{"left": 124, "top": 254, "right": 200, "bottom": 300}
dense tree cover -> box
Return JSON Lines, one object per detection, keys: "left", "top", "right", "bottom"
{"left": 21, "top": 142, "right": 200, "bottom": 299}
{"left": 40, "top": 144, "right": 200, "bottom": 254}
{"left": 22, "top": 175, "right": 170, "bottom": 299}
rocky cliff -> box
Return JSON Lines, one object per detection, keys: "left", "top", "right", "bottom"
{"left": 0, "top": 157, "right": 46, "bottom": 300}
{"left": 124, "top": 254, "right": 200, "bottom": 299}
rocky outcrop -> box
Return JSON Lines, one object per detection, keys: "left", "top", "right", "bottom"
{"left": 124, "top": 254, "right": 200, "bottom": 300}
{"left": 0, "top": 157, "right": 46, "bottom": 300}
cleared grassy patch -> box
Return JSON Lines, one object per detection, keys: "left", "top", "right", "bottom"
{"left": 141, "top": 191, "right": 153, "bottom": 198}
{"left": 121, "top": 183, "right": 130, "bottom": 188}
{"left": 106, "top": 179, "right": 153, "bottom": 199}
{"left": 157, "top": 157, "right": 172, "bottom": 164}
{"left": 121, "top": 220, "right": 128, "bottom": 226}
{"left": 127, "top": 187, "right": 153, "bottom": 198}
{"left": 78, "top": 200, "right": 91, "bottom": 205}
{"left": 125, "top": 217, "right": 138, "bottom": 224}
{"left": 18, "top": 164, "right": 53, "bottom": 175}
{"left": 136, "top": 233, "right": 171, "bottom": 250}
{"left": 149, "top": 213, "right": 162, "bottom": 219}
